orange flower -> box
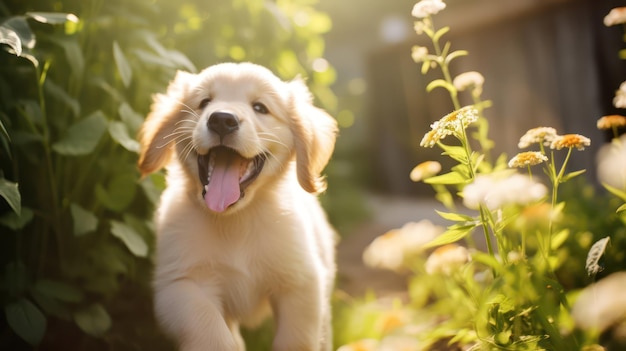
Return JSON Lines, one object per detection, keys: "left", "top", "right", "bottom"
{"left": 550, "top": 134, "right": 591, "bottom": 150}
{"left": 597, "top": 115, "right": 626, "bottom": 130}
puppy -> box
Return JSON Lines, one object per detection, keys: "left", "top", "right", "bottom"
{"left": 138, "top": 62, "right": 338, "bottom": 351}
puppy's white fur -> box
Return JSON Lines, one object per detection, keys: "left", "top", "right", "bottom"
{"left": 138, "top": 62, "right": 337, "bottom": 351}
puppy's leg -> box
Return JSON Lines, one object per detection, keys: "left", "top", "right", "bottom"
{"left": 271, "top": 281, "right": 323, "bottom": 351}
{"left": 155, "top": 279, "right": 243, "bottom": 351}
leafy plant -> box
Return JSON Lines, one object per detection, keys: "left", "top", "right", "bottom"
{"left": 0, "top": 0, "right": 337, "bottom": 349}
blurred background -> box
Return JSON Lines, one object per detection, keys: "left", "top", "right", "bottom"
{"left": 1, "top": 0, "right": 625, "bottom": 349}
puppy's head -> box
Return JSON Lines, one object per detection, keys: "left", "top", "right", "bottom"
{"left": 138, "top": 62, "right": 337, "bottom": 213}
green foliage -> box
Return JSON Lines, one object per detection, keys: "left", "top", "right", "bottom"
{"left": 0, "top": 0, "right": 336, "bottom": 349}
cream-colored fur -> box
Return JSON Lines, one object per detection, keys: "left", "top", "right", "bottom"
{"left": 138, "top": 62, "right": 337, "bottom": 351}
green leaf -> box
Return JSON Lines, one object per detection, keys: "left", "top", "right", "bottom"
{"left": 26, "top": 12, "right": 78, "bottom": 25}
{"left": 560, "top": 169, "right": 586, "bottom": 183}
{"left": 5, "top": 298, "right": 47, "bottom": 345}
{"left": 0, "top": 16, "right": 35, "bottom": 55}
{"left": 439, "top": 144, "right": 467, "bottom": 164}
{"left": 110, "top": 220, "right": 148, "bottom": 257}
{"left": 118, "top": 102, "right": 143, "bottom": 135}
{"left": 44, "top": 79, "right": 80, "bottom": 117}
{"left": 550, "top": 229, "right": 569, "bottom": 250}
{"left": 108, "top": 121, "right": 140, "bottom": 153}
{"left": 0, "top": 207, "right": 33, "bottom": 230}
{"left": 70, "top": 203, "right": 98, "bottom": 236}
{"left": 426, "top": 79, "right": 455, "bottom": 94}
{"left": 0, "top": 178, "right": 20, "bottom": 215}
{"left": 47, "top": 35, "right": 84, "bottom": 80}
{"left": 617, "top": 203, "right": 626, "bottom": 213}
{"left": 52, "top": 111, "right": 107, "bottom": 156}
{"left": 33, "top": 279, "right": 83, "bottom": 303}
{"left": 0, "top": 26, "right": 21, "bottom": 55}
{"left": 435, "top": 210, "right": 474, "bottom": 222}
{"left": 424, "top": 171, "right": 467, "bottom": 185}
{"left": 95, "top": 172, "right": 137, "bottom": 212}
{"left": 113, "top": 41, "right": 132, "bottom": 88}
{"left": 603, "top": 182, "right": 626, "bottom": 202}
{"left": 73, "top": 304, "right": 111, "bottom": 337}
{"left": 424, "top": 224, "right": 476, "bottom": 248}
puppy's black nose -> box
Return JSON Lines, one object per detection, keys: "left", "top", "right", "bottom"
{"left": 208, "top": 111, "right": 239, "bottom": 138}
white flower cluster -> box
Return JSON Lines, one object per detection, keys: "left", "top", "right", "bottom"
{"left": 597, "top": 134, "right": 626, "bottom": 190}
{"left": 614, "top": 81, "right": 626, "bottom": 108}
{"left": 420, "top": 106, "right": 479, "bottom": 147}
{"left": 411, "top": 0, "right": 446, "bottom": 19}
{"left": 462, "top": 172, "right": 547, "bottom": 211}
{"left": 362, "top": 220, "right": 444, "bottom": 272}
{"left": 453, "top": 71, "right": 485, "bottom": 96}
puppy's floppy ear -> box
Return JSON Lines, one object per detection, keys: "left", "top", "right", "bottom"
{"left": 288, "top": 78, "right": 338, "bottom": 194}
{"left": 138, "top": 70, "right": 194, "bottom": 176}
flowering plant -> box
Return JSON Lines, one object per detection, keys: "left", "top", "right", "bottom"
{"left": 336, "top": 1, "right": 626, "bottom": 350}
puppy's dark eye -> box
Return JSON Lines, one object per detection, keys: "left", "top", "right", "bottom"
{"left": 199, "top": 98, "right": 211, "bottom": 109}
{"left": 252, "top": 102, "right": 269, "bottom": 114}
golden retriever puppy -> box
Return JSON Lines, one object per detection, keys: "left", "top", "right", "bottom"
{"left": 138, "top": 62, "right": 337, "bottom": 351}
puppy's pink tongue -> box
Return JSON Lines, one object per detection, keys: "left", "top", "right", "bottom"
{"left": 204, "top": 151, "right": 242, "bottom": 212}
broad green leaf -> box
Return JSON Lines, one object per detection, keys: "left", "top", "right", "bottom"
{"left": 26, "top": 12, "right": 78, "bottom": 25}
{"left": 108, "top": 121, "right": 139, "bottom": 153}
{"left": 426, "top": 79, "right": 455, "bottom": 94}
{"left": 46, "top": 35, "right": 84, "bottom": 79}
{"left": 73, "top": 304, "right": 111, "bottom": 337}
{"left": 33, "top": 279, "right": 83, "bottom": 303}
{"left": 0, "top": 207, "right": 33, "bottom": 230}
{"left": 424, "top": 171, "right": 467, "bottom": 185}
{"left": 439, "top": 144, "right": 467, "bottom": 164}
{"left": 5, "top": 298, "right": 47, "bottom": 345}
{"left": 113, "top": 41, "right": 132, "bottom": 87}
{"left": 0, "top": 16, "right": 35, "bottom": 54}
{"left": 435, "top": 210, "right": 474, "bottom": 222}
{"left": 424, "top": 224, "right": 476, "bottom": 248}
{"left": 140, "top": 173, "right": 165, "bottom": 205}
{"left": 603, "top": 182, "right": 626, "bottom": 202}
{"left": 550, "top": 229, "right": 569, "bottom": 250}
{"left": 52, "top": 111, "right": 107, "bottom": 156}
{"left": 0, "top": 26, "right": 21, "bottom": 55}
{"left": 118, "top": 102, "right": 143, "bottom": 135}
{"left": 0, "top": 178, "right": 20, "bottom": 215}
{"left": 95, "top": 173, "right": 137, "bottom": 212}
{"left": 44, "top": 79, "right": 80, "bottom": 117}
{"left": 70, "top": 203, "right": 97, "bottom": 236}
{"left": 110, "top": 220, "right": 148, "bottom": 257}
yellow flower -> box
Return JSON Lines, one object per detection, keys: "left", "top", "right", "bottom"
{"left": 604, "top": 7, "right": 626, "bottom": 26}
{"left": 597, "top": 115, "right": 626, "bottom": 130}
{"left": 517, "top": 127, "right": 558, "bottom": 148}
{"left": 409, "top": 161, "right": 441, "bottom": 181}
{"left": 420, "top": 106, "right": 478, "bottom": 148}
{"left": 508, "top": 151, "right": 548, "bottom": 168}
{"left": 550, "top": 134, "right": 591, "bottom": 150}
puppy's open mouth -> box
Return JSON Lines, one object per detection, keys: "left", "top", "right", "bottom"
{"left": 197, "top": 146, "right": 266, "bottom": 213}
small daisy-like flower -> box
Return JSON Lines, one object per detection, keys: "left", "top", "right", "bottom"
{"left": 420, "top": 106, "right": 479, "bottom": 148}
{"left": 363, "top": 220, "right": 444, "bottom": 272}
{"left": 517, "top": 127, "right": 558, "bottom": 148}
{"left": 425, "top": 244, "right": 470, "bottom": 275}
{"left": 410, "top": 160, "right": 441, "bottom": 181}
{"left": 508, "top": 151, "right": 548, "bottom": 168}
{"left": 614, "top": 81, "right": 626, "bottom": 108}
{"left": 604, "top": 7, "right": 626, "bottom": 26}
{"left": 463, "top": 171, "right": 547, "bottom": 210}
{"left": 550, "top": 134, "right": 591, "bottom": 150}
{"left": 597, "top": 114, "right": 626, "bottom": 130}
{"left": 412, "top": 0, "right": 446, "bottom": 19}
{"left": 411, "top": 45, "right": 429, "bottom": 63}
{"left": 453, "top": 71, "right": 484, "bottom": 95}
